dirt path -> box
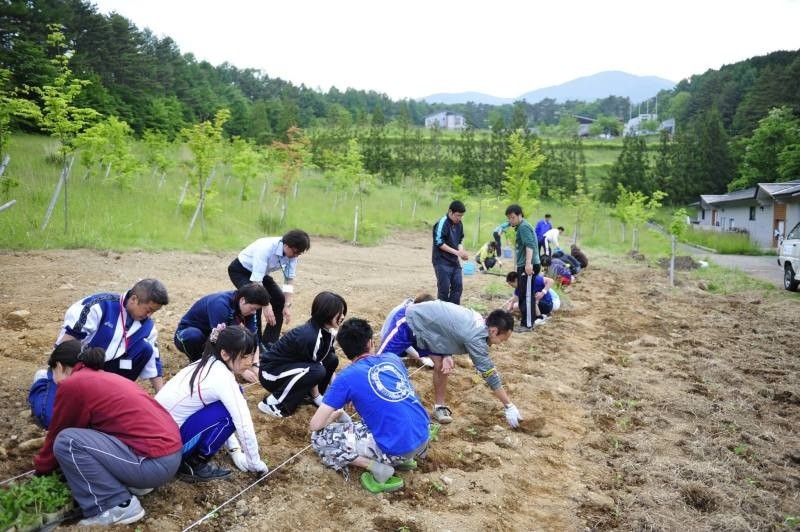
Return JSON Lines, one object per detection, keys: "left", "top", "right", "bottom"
{"left": 0, "top": 234, "right": 798, "bottom": 531}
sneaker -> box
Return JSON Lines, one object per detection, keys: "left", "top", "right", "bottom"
{"left": 258, "top": 399, "right": 285, "bottom": 418}
{"left": 534, "top": 318, "right": 546, "bottom": 326}
{"left": 127, "top": 486, "right": 153, "bottom": 497}
{"left": 32, "top": 368, "right": 48, "bottom": 384}
{"left": 78, "top": 496, "right": 144, "bottom": 526}
{"left": 177, "top": 461, "right": 232, "bottom": 484}
{"left": 433, "top": 406, "right": 453, "bottom": 424}
{"left": 513, "top": 325, "right": 533, "bottom": 333}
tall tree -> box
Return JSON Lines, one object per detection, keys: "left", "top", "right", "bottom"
{"left": 602, "top": 135, "right": 651, "bottom": 202}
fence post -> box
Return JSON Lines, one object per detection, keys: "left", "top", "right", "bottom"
{"left": 41, "top": 156, "right": 74, "bottom": 231}
{"left": 0, "top": 199, "right": 16, "bottom": 213}
{"left": 669, "top": 235, "right": 676, "bottom": 287}
{"left": 353, "top": 205, "right": 359, "bottom": 244}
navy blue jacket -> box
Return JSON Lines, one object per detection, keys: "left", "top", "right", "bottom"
{"left": 260, "top": 321, "right": 336, "bottom": 369}
{"left": 432, "top": 214, "right": 464, "bottom": 266}
{"left": 177, "top": 291, "right": 257, "bottom": 336}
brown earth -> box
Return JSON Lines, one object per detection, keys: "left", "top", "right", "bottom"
{"left": 0, "top": 232, "right": 798, "bottom": 531}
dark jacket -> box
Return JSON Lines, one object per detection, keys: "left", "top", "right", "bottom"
{"left": 177, "top": 291, "right": 257, "bottom": 336}
{"left": 432, "top": 214, "right": 464, "bottom": 266}
{"left": 260, "top": 320, "right": 336, "bottom": 369}
{"left": 571, "top": 245, "right": 589, "bottom": 268}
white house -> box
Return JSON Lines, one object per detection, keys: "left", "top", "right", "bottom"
{"left": 623, "top": 113, "right": 657, "bottom": 136}
{"left": 424, "top": 111, "right": 466, "bottom": 130}
{"left": 695, "top": 180, "right": 800, "bottom": 248}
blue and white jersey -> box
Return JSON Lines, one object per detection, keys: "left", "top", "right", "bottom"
{"left": 323, "top": 354, "right": 429, "bottom": 456}
{"left": 237, "top": 237, "right": 298, "bottom": 282}
{"left": 379, "top": 298, "right": 413, "bottom": 340}
{"left": 57, "top": 292, "right": 159, "bottom": 379}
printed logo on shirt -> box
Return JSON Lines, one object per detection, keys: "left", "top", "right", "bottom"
{"left": 103, "top": 321, "right": 115, "bottom": 329}
{"left": 368, "top": 362, "right": 413, "bottom": 403}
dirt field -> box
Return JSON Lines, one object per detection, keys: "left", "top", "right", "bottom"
{"left": 0, "top": 232, "right": 798, "bottom": 531}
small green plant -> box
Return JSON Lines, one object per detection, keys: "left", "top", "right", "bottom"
{"left": 465, "top": 426, "right": 478, "bottom": 437}
{"left": 732, "top": 444, "right": 748, "bottom": 456}
{"left": 783, "top": 516, "right": 799, "bottom": 528}
{"left": 0, "top": 473, "right": 73, "bottom": 529}
{"left": 428, "top": 480, "right": 446, "bottom": 495}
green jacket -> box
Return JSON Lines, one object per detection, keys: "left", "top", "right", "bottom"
{"left": 514, "top": 219, "right": 540, "bottom": 268}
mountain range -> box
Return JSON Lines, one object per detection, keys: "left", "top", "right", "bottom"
{"left": 421, "top": 71, "right": 676, "bottom": 106}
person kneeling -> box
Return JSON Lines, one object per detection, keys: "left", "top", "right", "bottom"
{"left": 309, "top": 318, "right": 430, "bottom": 493}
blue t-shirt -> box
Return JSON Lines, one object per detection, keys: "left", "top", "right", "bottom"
{"left": 533, "top": 275, "right": 553, "bottom": 306}
{"left": 323, "top": 354, "right": 429, "bottom": 456}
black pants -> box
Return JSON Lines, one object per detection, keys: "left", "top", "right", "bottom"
{"left": 517, "top": 264, "right": 541, "bottom": 328}
{"left": 228, "top": 258, "right": 285, "bottom": 346}
{"left": 492, "top": 231, "right": 503, "bottom": 257}
{"left": 259, "top": 355, "right": 338, "bottom": 416}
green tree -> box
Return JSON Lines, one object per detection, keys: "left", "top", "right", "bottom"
{"left": 502, "top": 130, "right": 545, "bottom": 208}
{"left": 75, "top": 116, "right": 140, "bottom": 188}
{"left": 29, "top": 26, "right": 100, "bottom": 163}
{"left": 729, "top": 106, "right": 800, "bottom": 190}
{"left": 181, "top": 108, "right": 230, "bottom": 236}
{"left": 602, "top": 134, "right": 651, "bottom": 202}
{"left": 229, "top": 137, "right": 263, "bottom": 201}
{"left": 272, "top": 126, "right": 312, "bottom": 224}
{"left": 614, "top": 185, "right": 666, "bottom": 250}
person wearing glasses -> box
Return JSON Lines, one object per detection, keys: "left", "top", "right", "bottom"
{"left": 256, "top": 291, "right": 348, "bottom": 418}
{"left": 228, "top": 229, "right": 311, "bottom": 347}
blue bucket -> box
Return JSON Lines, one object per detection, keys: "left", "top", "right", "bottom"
{"left": 463, "top": 262, "right": 476, "bottom": 275}
{"left": 502, "top": 247, "right": 512, "bottom": 258}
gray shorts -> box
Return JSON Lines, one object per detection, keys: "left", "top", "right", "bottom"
{"left": 311, "top": 422, "right": 426, "bottom": 481}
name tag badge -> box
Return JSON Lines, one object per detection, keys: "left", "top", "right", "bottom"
{"left": 119, "top": 359, "right": 133, "bottom": 370}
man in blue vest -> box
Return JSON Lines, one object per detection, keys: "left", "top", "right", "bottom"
{"left": 29, "top": 278, "right": 169, "bottom": 428}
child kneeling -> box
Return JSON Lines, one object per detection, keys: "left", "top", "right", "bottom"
{"left": 309, "top": 318, "right": 430, "bottom": 493}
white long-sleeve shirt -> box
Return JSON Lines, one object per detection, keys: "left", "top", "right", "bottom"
{"left": 155, "top": 359, "right": 262, "bottom": 471}
{"left": 543, "top": 228, "right": 561, "bottom": 250}
{"left": 237, "top": 237, "right": 298, "bottom": 283}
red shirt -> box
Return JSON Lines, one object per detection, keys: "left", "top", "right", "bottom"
{"left": 34, "top": 364, "right": 182, "bottom": 473}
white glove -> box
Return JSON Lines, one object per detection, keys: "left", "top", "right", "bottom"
{"left": 504, "top": 403, "right": 522, "bottom": 428}
{"left": 337, "top": 410, "right": 352, "bottom": 424}
{"left": 251, "top": 460, "right": 269, "bottom": 474}
{"left": 419, "top": 357, "right": 435, "bottom": 368}
{"left": 313, "top": 394, "right": 325, "bottom": 406}
{"left": 229, "top": 448, "right": 248, "bottom": 471}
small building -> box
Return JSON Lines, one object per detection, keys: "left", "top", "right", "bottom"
{"left": 573, "top": 115, "right": 595, "bottom": 137}
{"left": 623, "top": 113, "right": 657, "bottom": 136}
{"left": 424, "top": 111, "right": 466, "bottom": 130}
{"left": 695, "top": 180, "right": 800, "bottom": 248}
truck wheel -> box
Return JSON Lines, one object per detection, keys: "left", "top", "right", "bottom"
{"left": 785, "top": 264, "right": 800, "bottom": 292}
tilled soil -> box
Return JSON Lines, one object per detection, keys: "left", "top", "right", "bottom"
{"left": 0, "top": 232, "right": 797, "bottom": 531}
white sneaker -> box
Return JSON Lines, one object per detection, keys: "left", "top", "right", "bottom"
{"left": 78, "top": 496, "right": 144, "bottom": 526}
{"left": 534, "top": 318, "right": 546, "bottom": 326}
{"left": 258, "top": 397, "right": 284, "bottom": 418}
{"left": 32, "top": 368, "right": 48, "bottom": 384}
{"left": 433, "top": 406, "right": 453, "bottom": 424}
{"left": 128, "top": 486, "right": 153, "bottom": 496}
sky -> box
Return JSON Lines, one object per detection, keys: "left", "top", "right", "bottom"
{"left": 91, "top": 0, "right": 800, "bottom": 101}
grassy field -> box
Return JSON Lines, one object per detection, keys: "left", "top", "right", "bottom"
{"left": 0, "top": 133, "right": 761, "bottom": 283}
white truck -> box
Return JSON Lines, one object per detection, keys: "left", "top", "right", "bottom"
{"left": 778, "top": 221, "right": 800, "bottom": 291}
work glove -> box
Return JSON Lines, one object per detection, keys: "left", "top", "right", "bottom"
{"left": 229, "top": 448, "right": 248, "bottom": 471}
{"left": 252, "top": 460, "right": 269, "bottom": 475}
{"left": 313, "top": 394, "right": 325, "bottom": 406}
{"left": 504, "top": 403, "right": 522, "bottom": 429}
{"left": 337, "top": 410, "right": 352, "bottom": 424}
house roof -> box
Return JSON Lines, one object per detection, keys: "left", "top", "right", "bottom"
{"left": 765, "top": 181, "right": 800, "bottom": 199}
{"left": 423, "top": 111, "right": 463, "bottom": 120}
{"left": 701, "top": 187, "right": 756, "bottom": 206}
{"left": 700, "top": 180, "right": 800, "bottom": 206}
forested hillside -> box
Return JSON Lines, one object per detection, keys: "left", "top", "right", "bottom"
{"left": 1, "top": 0, "right": 799, "bottom": 205}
